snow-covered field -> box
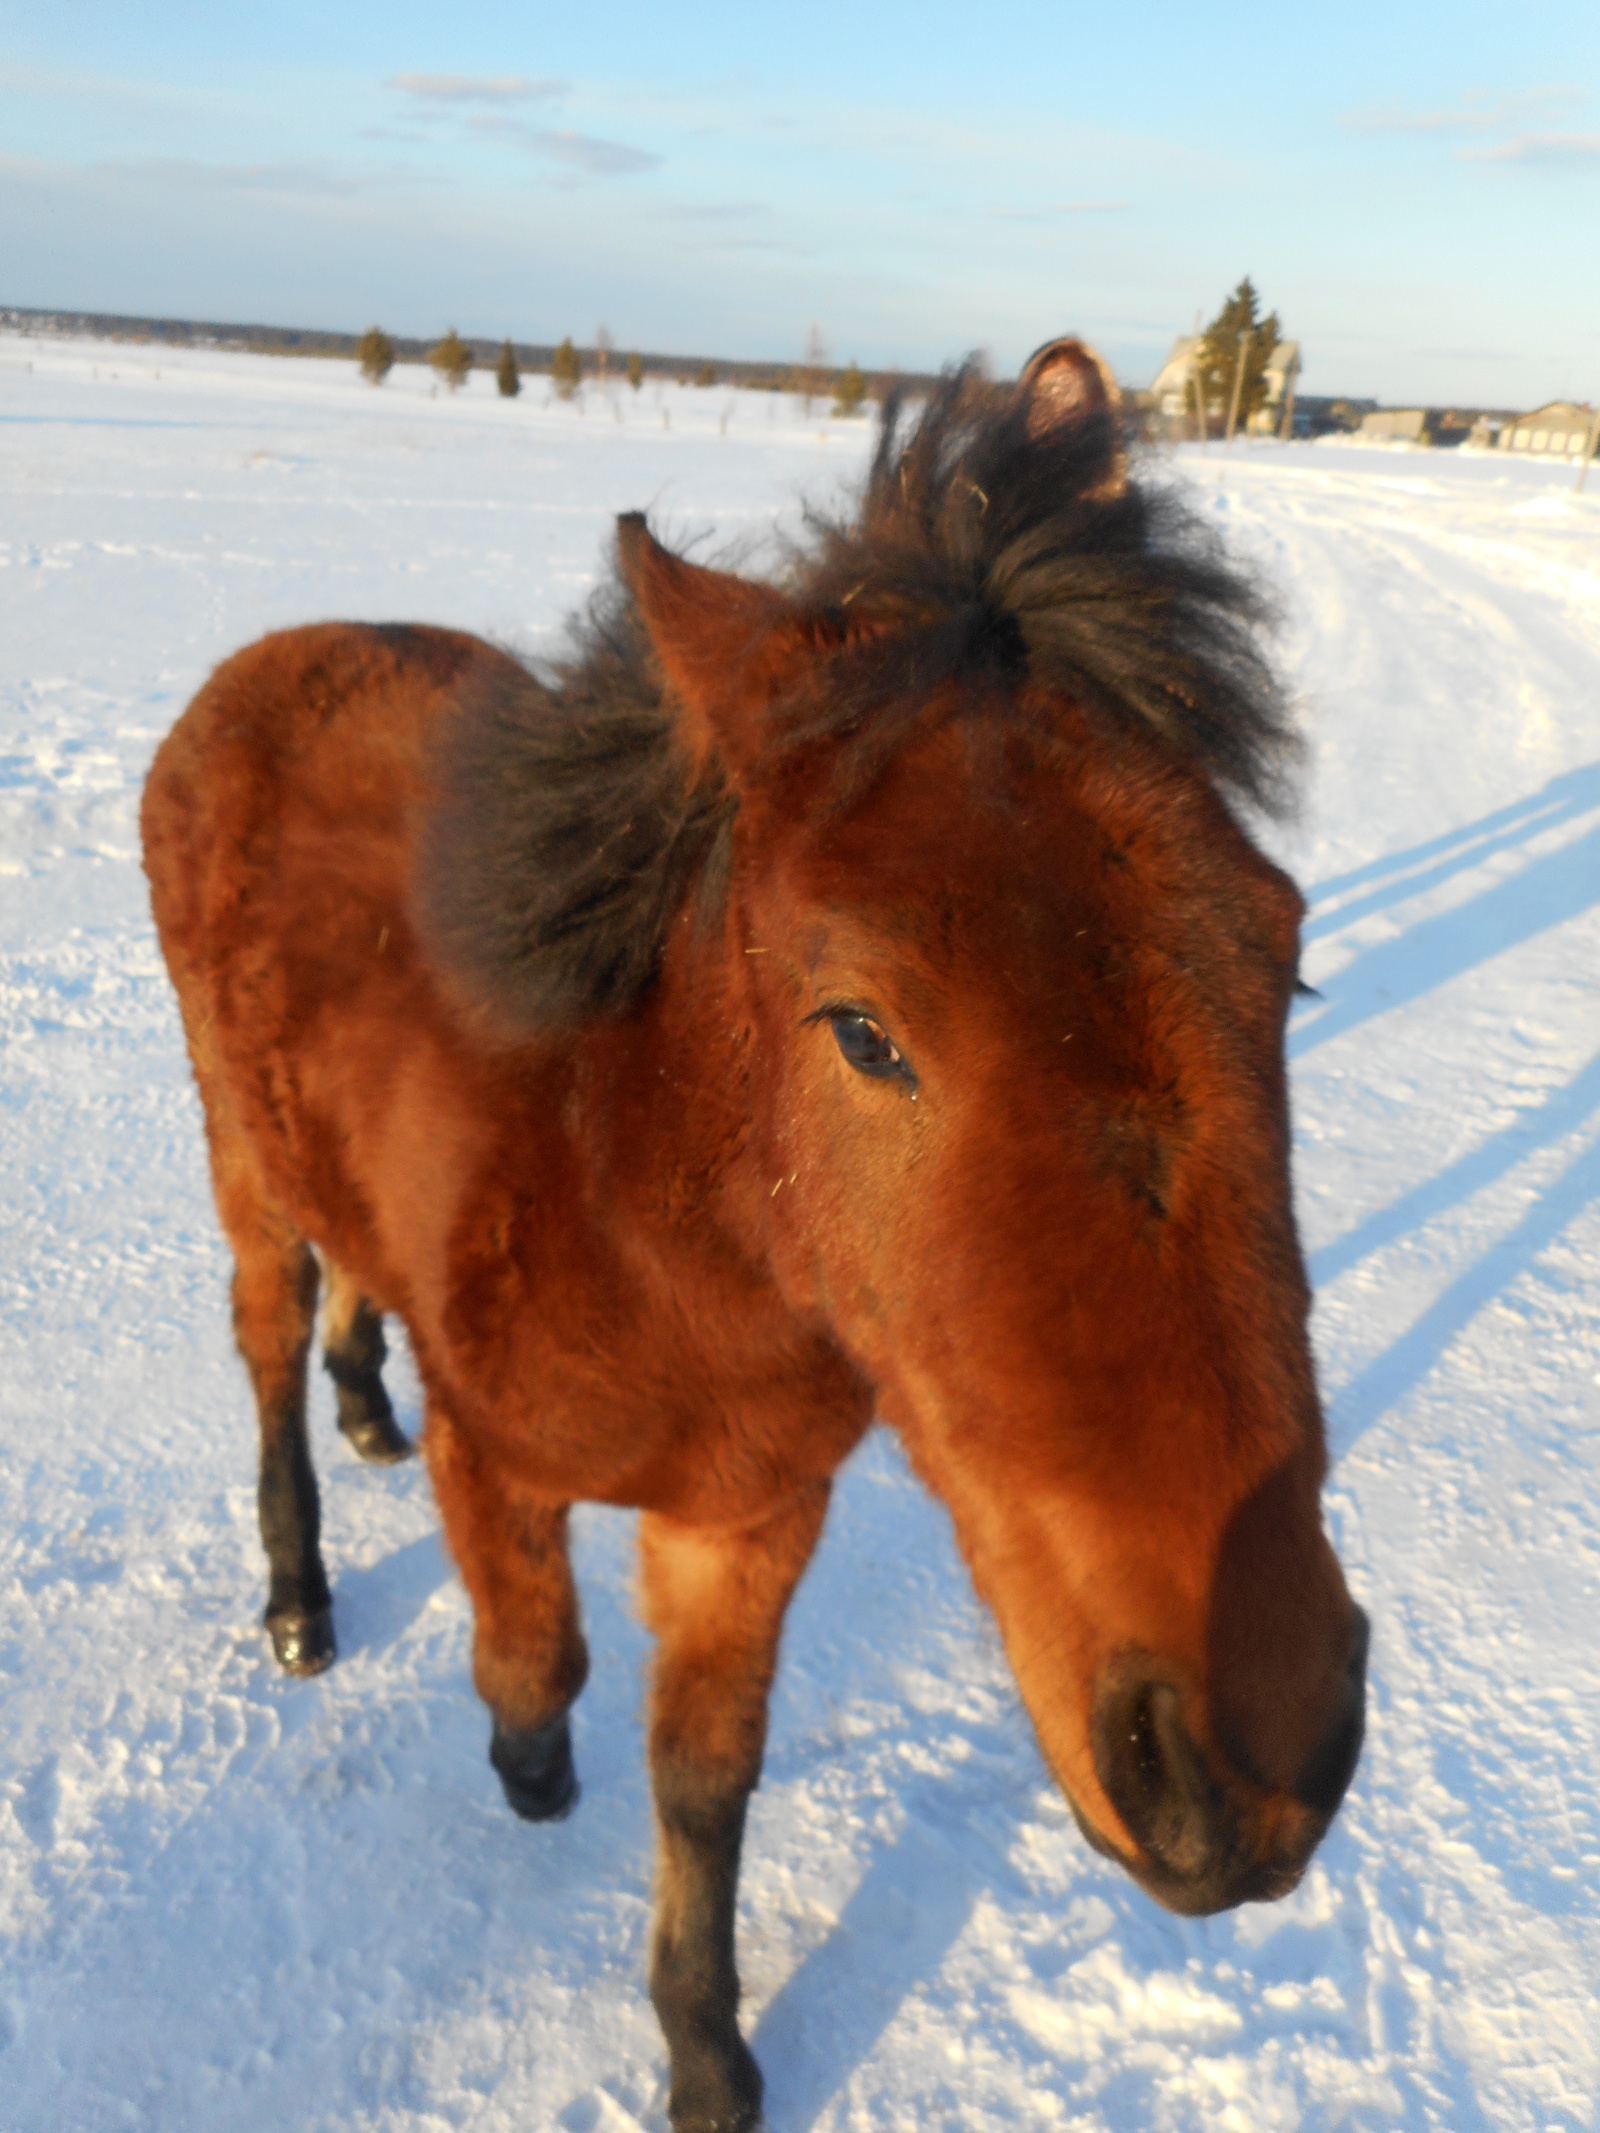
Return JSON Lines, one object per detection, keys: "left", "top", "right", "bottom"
{"left": 3, "top": 332, "right": 1598, "bottom": 2132}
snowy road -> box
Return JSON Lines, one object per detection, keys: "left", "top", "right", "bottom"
{"left": 3, "top": 336, "right": 1598, "bottom": 2131}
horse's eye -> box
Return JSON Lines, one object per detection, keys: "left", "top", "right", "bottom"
{"left": 829, "top": 1011, "right": 912, "bottom": 1084}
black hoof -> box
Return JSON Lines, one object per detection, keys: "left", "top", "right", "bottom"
{"left": 339, "top": 1407, "right": 414, "bottom": 1465}
{"left": 672, "top": 2105, "right": 763, "bottom": 2133}
{"left": 267, "top": 1604, "right": 336, "bottom": 1676}
{"left": 668, "top": 2038, "right": 764, "bottom": 2133}
{"left": 490, "top": 1714, "right": 579, "bottom": 1822}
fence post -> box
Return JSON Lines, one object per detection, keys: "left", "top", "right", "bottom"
{"left": 1225, "top": 331, "right": 1252, "bottom": 449}
{"left": 1279, "top": 352, "right": 1299, "bottom": 443}
{"left": 1578, "top": 401, "right": 1599, "bottom": 494}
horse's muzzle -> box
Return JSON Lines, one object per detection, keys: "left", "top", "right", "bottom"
{"left": 1079, "top": 1608, "right": 1369, "bottom": 1916}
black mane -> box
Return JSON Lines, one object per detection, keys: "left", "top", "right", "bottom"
{"left": 417, "top": 362, "right": 1297, "bottom": 1033}
{"left": 416, "top": 594, "right": 735, "bottom": 1033}
{"left": 783, "top": 367, "right": 1295, "bottom": 809}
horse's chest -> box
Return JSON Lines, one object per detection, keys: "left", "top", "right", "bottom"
{"left": 429, "top": 1156, "right": 870, "bottom": 1518}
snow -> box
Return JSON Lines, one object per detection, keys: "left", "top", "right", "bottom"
{"left": 3, "top": 333, "right": 1599, "bottom": 2131}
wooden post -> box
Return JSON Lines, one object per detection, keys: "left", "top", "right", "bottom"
{"left": 1578, "top": 400, "right": 1599, "bottom": 494}
{"left": 1225, "top": 331, "right": 1252, "bottom": 449}
{"left": 1279, "top": 352, "right": 1299, "bottom": 443}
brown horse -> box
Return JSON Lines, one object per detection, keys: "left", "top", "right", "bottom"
{"left": 142, "top": 339, "right": 1366, "bottom": 2132}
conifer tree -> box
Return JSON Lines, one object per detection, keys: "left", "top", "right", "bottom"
{"left": 627, "top": 351, "right": 644, "bottom": 392}
{"left": 496, "top": 339, "right": 521, "bottom": 398}
{"left": 695, "top": 362, "right": 717, "bottom": 389}
{"left": 430, "top": 328, "right": 473, "bottom": 392}
{"left": 1196, "top": 279, "right": 1280, "bottom": 430}
{"left": 551, "top": 336, "right": 581, "bottom": 399}
{"left": 795, "top": 324, "right": 828, "bottom": 416}
{"left": 833, "top": 360, "right": 867, "bottom": 417}
{"left": 357, "top": 326, "right": 394, "bottom": 385}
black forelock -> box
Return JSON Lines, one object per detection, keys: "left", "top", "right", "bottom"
{"left": 417, "top": 359, "right": 1298, "bottom": 1033}
{"left": 779, "top": 363, "right": 1297, "bottom": 815}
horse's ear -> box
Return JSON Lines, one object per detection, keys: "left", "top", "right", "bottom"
{"left": 1019, "top": 336, "right": 1121, "bottom": 430}
{"left": 1018, "top": 336, "right": 1127, "bottom": 496}
{"left": 616, "top": 513, "right": 807, "bottom": 781}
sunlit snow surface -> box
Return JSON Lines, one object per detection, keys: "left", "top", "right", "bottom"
{"left": 3, "top": 334, "right": 1598, "bottom": 2131}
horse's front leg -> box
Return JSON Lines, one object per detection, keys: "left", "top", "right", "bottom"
{"left": 639, "top": 1483, "right": 830, "bottom": 2133}
{"left": 428, "top": 1409, "right": 590, "bottom": 1819}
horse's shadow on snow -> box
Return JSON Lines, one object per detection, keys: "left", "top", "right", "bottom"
{"left": 1290, "top": 761, "right": 1600, "bottom": 1457}
{"left": 1297, "top": 760, "right": 1600, "bottom": 959}
{"left": 329, "top": 1530, "right": 451, "bottom": 1662}
{"left": 1327, "top": 1126, "right": 1600, "bottom": 1456}
{"left": 749, "top": 1819, "right": 973, "bottom": 2130}
{"left": 1291, "top": 761, "right": 1600, "bottom": 1065}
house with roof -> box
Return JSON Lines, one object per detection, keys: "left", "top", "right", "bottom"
{"left": 1245, "top": 342, "right": 1300, "bottom": 435}
{"left": 1358, "top": 408, "right": 1428, "bottom": 443}
{"left": 1148, "top": 335, "right": 1302, "bottom": 439}
{"left": 1496, "top": 403, "right": 1597, "bottom": 457}
{"left": 1149, "top": 336, "right": 1204, "bottom": 428}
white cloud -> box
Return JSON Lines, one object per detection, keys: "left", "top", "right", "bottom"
{"left": 527, "top": 130, "right": 661, "bottom": 177}
{"left": 389, "top": 74, "right": 563, "bottom": 104}
{"left": 99, "top": 157, "right": 363, "bottom": 197}
{"left": 1339, "top": 85, "right": 1584, "bottom": 136}
{"left": 660, "top": 202, "right": 767, "bottom": 222}
{"left": 989, "top": 200, "right": 1129, "bottom": 222}
{"left": 1459, "top": 131, "right": 1600, "bottom": 169}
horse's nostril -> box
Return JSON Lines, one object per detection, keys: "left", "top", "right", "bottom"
{"left": 1346, "top": 1605, "right": 1371, "bottom": 1687}
{"left": 1121, "top": 1685, "right": 1168, "bottom": 1815}
{"left": 1295, "top": 1606, "right": 1369, "bottom": 1817}
{"left": 1094, "top": 1675, "right": 1222, "bottom": 1883}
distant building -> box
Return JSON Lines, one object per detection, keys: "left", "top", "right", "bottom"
{"left": 1357, "top": 407, "right": 1489, "bottom": 449}
{"left": 1497, "top": 403, "right": 1597, "bottom": 456}
{"left": 1246, "top": 342, "right": 1300, "bottom": 435}
{"left": 1359, "top": 408, "right": 1428, "bottom": 443}
{"left": 1296, "top": 396, "right": 1378, "bottom": 437}
{"left": 1149, "top": 336, "right": 1205, "bottom": 426}
{"left": 1148, "top": 335, "right": 1302, "bottom": 438}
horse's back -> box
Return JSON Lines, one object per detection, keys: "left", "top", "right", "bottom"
{"left": 143, "top": 622, "right": 496, "bottom": 965}
{"left": 141, "top": 622, "right": 520, "bottom": 1269}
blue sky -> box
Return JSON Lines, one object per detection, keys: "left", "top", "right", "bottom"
{"left": 2, "top": 0, "right": 1596, "bottom": 405}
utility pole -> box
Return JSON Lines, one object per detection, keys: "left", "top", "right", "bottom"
{"left": 1225, "top": 330, "right": 1252, "bottom": 449}
{"left": 1578, "top": 398, "right": 1599, "bottom": 494}
{"left": 1192, "top": 363, "right": 1207, "bottom": 448}
{"left": 1279, "top": 349, "right": 1299, "bottom": 443}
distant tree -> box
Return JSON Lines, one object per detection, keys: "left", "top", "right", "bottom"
{"left": 357, "top": 326, "right": 394, "bottom": 385}
{"left": 430, "top": 328, "right": 473, "bottom": 392}
{"left": 695, "top": 362, "right": 717, "bottom": 389}
{"left": 1196, "top": 279, "right": 1280, "bottom": 430}
{"left": 495, "top": 340, "right": 521, "bottom": 398}
{"left": 551, "top": 336, "right": 581, "bottom": 399}
{"left": 833, "top": 360, "right": 867, "bottom": 417}
{"left": 627, "top": 351, "right": 644, "bottom": 392}
{"left": 794, "top": 324, "right": 828, "bottom": 415}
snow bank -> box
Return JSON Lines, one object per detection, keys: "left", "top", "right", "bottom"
{"left": 3, "top": 336, "right": 1598, "bottom": 2130}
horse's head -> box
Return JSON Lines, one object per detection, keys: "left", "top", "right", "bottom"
{"left": 613, "top": 341, "right": 1366, "bottom": 1917}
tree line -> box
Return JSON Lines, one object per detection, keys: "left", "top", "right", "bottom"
{"left": 355, "top": 324, "right": 876, "bottom": 415}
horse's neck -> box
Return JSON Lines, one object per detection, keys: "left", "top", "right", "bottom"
{"left": 575, "top": 921, "right": 763, "bottom": 1245}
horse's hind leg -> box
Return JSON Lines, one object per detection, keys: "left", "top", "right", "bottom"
{"left": 429, "top": 1412, "right": 589, "bottom": 1820}
{"left": 221, "top": 1184, "right": 334, "bottom": 1674}
{"left": 321, "top": 1259, "right": 412, "bottom": 1464}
